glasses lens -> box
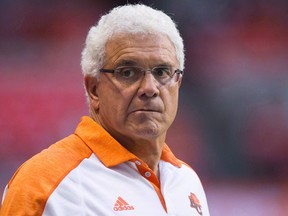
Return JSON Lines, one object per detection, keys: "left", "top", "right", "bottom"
{"left": 151, "top": 67, "right": 173, "bottom": 84}
{"left": 114, "top": 66, "right": 142, "bottom": 85}
{"left": 111, "top": 66, "right": 180, "bottom": 85}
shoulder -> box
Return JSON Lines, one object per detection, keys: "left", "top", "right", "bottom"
{"left": 162, "top": 159, "right": 204, "bottom": 189}
{"left": 11, "top": 134, "right": 92, "bottom": 184}
{"left": 1, "top": 134, "right": 92, "bottom": 215}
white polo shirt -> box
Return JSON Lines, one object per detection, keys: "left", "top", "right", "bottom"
{"left": 1, "top": 116, "right": 210, "bottom": 216}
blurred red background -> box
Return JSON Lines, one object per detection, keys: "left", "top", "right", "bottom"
{"left": 1, "top": 0, "right": 288, "bottom": 215}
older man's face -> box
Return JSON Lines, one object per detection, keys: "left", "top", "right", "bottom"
{"left": 89, "top": 33, "right": 181, "bottom": 143}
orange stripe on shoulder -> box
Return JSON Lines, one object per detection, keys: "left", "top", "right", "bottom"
{"left": 178, "top": 159, "right": 196, "bottom": 171}
{"left": 1, "top": 134, "right": 92, "bottom": 215}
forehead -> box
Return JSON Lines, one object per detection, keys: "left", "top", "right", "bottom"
{"left": 103, "top": 33, "right": 178, "bottom": 67}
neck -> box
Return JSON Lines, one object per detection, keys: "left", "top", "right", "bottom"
{"left": 89, "top": 109, "right": 166, "bottom": 175}
{"left": 129, "top": 140, "right": 164, "bottom": 173}
{"left": 116, "top": 134, "right": 166, "bottom": 175}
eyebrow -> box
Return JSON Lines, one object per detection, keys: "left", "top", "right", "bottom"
{"left": 155, "top": 63, "right": 172, "bottom": 68}
{"left": 115, "top": 60, "right": 173, "bottom": 68}
{"left": 115, "top": 60, "right": 138, "bottom": 67}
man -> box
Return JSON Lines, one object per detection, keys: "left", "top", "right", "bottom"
{"left": 0, "top": 4, "right": 209, "bottom": 215}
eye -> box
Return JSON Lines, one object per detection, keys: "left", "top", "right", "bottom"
{"left": 117, "top": 67, "right": 137, "bottom": 78}
{"left": 152, "top": 67, "right": 171, "bottom": 78}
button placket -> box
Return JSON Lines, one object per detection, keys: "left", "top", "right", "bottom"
{"left": 135, "top": 160, "right": 142, "bottom": 166}
{"left": 130, "top": 159, "right": 165, "bottom": 211}
{"left": 144, "top": 171, "right": 151, "bottom": 178}
{"left": 132, "top": 159, "right": 160, "bottom": 187}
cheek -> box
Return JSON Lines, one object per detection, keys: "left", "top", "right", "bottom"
{"left": 163, "top": 89, "right": 179, "bottom": 117}
{"left": 99, "top": 89, "right": 131, "bottom": 119}
{"left": 167, "top": 84, "right": 179, "bottom": 102}
{"left": 98, "top": 98, "right": 124, "bottom": 129}
{"left": 100, "top": 97, "right": 120, "bottom": 115}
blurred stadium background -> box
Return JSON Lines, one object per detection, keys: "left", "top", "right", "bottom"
{"left": 1, "top": 0, "right": 288, "bottom": 215}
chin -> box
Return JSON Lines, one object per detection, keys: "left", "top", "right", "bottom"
{"left": 139, "top": 128, "right": 159, "bottom": 137}
{"left": 127, "top": 118, "right": 168, "bottom": 138}
{"left": 132, "top": 123, "right": 164, "bottom": 138}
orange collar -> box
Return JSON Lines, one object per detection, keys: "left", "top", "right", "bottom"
{"left": 75, "top": 116, "right": 182, "bottom": 168}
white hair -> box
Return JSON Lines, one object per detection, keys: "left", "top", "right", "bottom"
{"left": 81, "top": 4, "right": 185, "bottom": 78}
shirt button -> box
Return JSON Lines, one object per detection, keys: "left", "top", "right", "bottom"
{"left": 144, "top": 171, "right": 151, "bottom": 177}
{"left": 135, "top": 160, "right": 141, "bottom": 165}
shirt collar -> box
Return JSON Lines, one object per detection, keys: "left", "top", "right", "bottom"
{"left": 75, "top": 116, "right": 182, "bottom": 168}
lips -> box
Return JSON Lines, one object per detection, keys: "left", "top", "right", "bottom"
{"left": 132, "top": 109, "right": 159, "bottom": 113}
{"left": 134, "top": 109, "right": 159, "bottom": 112}
{"left": 129, "top": 105, "right": 162, "bottom": 114}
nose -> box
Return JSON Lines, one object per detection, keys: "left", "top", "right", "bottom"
{"left": 137, "top": 72, "right": 160, "bottom": 98}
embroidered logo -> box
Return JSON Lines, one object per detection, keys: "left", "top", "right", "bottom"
{"left": 113, "top": 196, "right": 135, "bottom": 211}
{"left": 188, "top": 192, "right": 203, "bottom": 215}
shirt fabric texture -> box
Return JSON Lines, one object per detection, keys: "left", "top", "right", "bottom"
{"left": 0, "top": 116, "right": 209, "bottom": 216}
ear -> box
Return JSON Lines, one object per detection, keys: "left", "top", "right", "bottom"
{"left": 177, "top": 76, "right": 182, "bottom": 88}
{"left": 85, "top": 76, "right": 100, "bottom": 110}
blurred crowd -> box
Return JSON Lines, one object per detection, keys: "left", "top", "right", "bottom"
{"left": 1, "top": 0, "right": 288, "bottom": 215}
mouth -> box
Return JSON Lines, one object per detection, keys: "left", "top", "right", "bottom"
{"left": 131, "top": 108, "right": 161, "bottom": 114}
{"left": 133, "top": 109, "right": 158, "bottom": 113}
{"left": 129, "top": 103, "right": 163, "bottom": 114}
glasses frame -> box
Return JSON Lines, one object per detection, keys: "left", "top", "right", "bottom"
{"left": 99, "top": 66, "right": 184, "bottom": 85}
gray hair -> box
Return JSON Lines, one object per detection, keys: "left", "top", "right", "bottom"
{"left": 81, "top": 4, "right": 185, "bottom": 78}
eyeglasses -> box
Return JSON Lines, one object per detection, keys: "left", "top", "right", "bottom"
{"left": 99, "top": 66, "right": 183, "bottom": 86}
